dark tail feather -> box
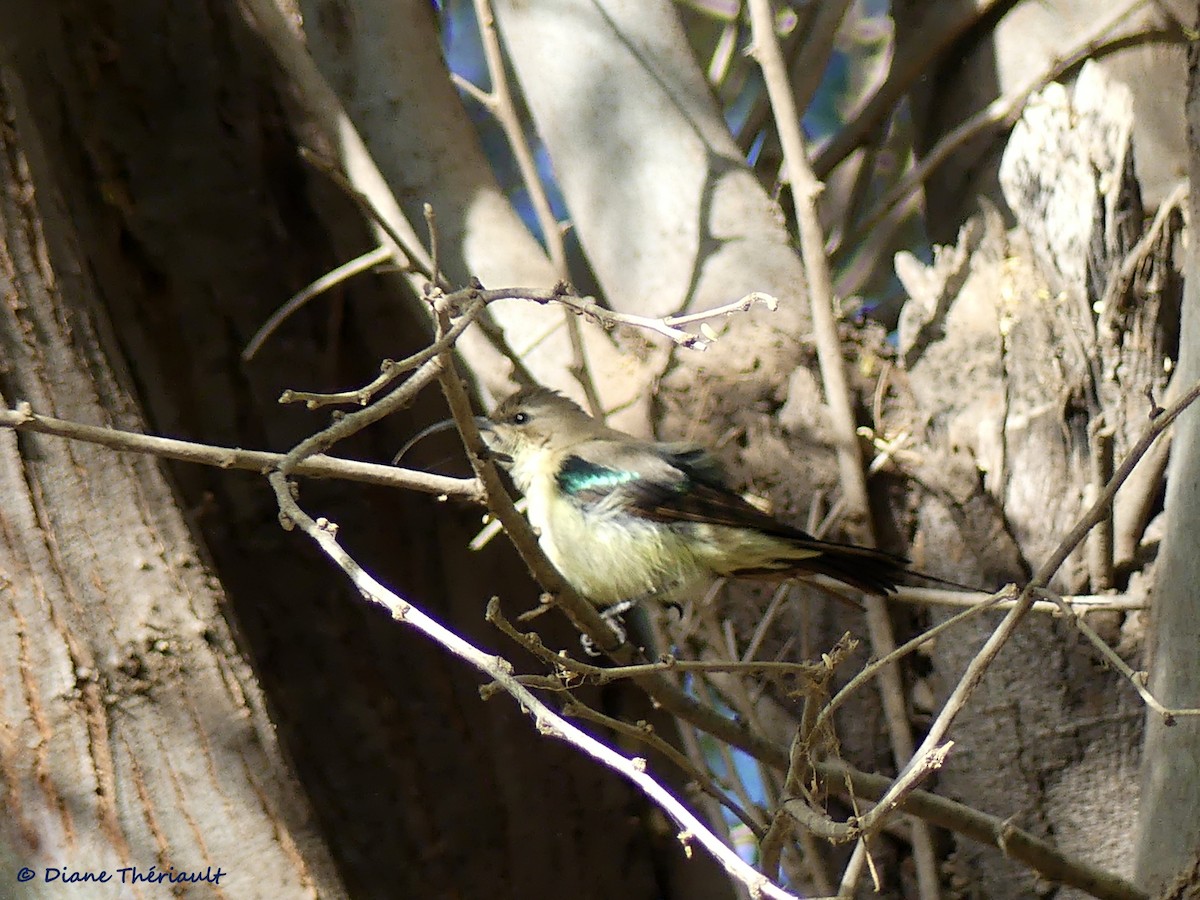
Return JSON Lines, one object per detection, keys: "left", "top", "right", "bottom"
{"left": 794, "top": 543, "right": 992, "bottom": 595}
{"left": 803, "top": 542, "right": 909, "bottom": 596}
{"left": 731, "top": 539, "right": 909, "bottom": 596}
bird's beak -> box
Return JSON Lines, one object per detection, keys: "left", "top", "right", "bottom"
{"left": 474, "top": 416, "right": 514, "bottom": 465}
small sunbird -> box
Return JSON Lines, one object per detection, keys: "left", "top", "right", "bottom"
{"left": 476, "top": 387, "right": 907, "bottom": 609}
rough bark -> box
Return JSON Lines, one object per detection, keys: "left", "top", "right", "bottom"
{"left": 893, "top": 64, "right": 1179, "bottom": 897}
{"left": 0, "top": 3, "right": 695, "bottom": 898}
{"left": 893, "top": 0, "right": 1190, "bottom": 242}
{"left": 0, "top": 71, "right": 344, "bottom": 899}
{"left": 1134, "top": 19, "right": 1200, "bottom": 893}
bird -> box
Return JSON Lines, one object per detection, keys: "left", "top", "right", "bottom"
{"left": 476, "top": 387, "right": 908, "bottom": 612}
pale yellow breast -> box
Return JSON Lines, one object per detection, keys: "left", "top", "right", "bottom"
{"left": 534, "top": 491, "right": 707, "bottom": 606}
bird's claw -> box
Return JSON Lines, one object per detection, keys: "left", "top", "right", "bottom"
{"left": 580, "top": 601, "right": 633, "bottom": 656}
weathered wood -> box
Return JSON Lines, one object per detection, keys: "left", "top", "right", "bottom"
{"left": 0, "top": 4, "right": 680, "bottom": 897}
{"left": 893, "top": 63, "right": 1179, "bottom": 897}
{"left": 0, "top": 74, "right": 345, "bottom": 899}
{"left": 1134, "top": 19, "right": 1200, "bottom": 893}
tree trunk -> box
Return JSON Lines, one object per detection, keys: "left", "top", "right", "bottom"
{"left": 0, "top": 72, "right": 344, "bottom": 899}
{"left": 0, "top": 3, "right": 701, "bottom": 897}
{"left": 893, "top": 0, "right": 1190, "bottom": 242}
{"left": 894, "top": 62, "right": 1180, "bottom": 897}
{"left": 1134, "top": 18, "right": 1200, "bottom": 893}
{"left": 1, "top": 1, "right": 1182, "bottom": 896}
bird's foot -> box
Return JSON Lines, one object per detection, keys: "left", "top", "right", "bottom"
{"left": 580, "top": 600, "right": 633, "bottom": 656}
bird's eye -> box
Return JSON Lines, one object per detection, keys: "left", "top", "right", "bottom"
{"left": 511, "top": 411, "right": 530, "bottom": 425}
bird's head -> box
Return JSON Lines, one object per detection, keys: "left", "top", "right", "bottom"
{"left": 477, "top": 388, "right": 601, "bottom": 488}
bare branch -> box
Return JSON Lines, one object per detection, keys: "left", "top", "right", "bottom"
{"left": 243, "top": 245, "right": 393, "bottom": 361}
{"left": 0, "top": 404, "right": 480, "bottom": 500}
{"left": 747, "top": 2, "right": 939, "bottom": 888}
{"left": 890, "top": 585, "right": 1145, "bottom": 613}
{"left": 836, "top": 0, "right": 1158, "bottom": 258}
{"left": 822, "top": 761, "right": 1149, "bottom": 900}
{"left": 1038, "top": 587, "right": 1200, "bottom": 722}
{"left": 264, "top": 472, "right": 801, "bottom": 900}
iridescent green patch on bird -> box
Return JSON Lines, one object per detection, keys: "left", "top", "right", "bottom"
{"left": 557, "top": 456, "right": 639, "bottom": 496}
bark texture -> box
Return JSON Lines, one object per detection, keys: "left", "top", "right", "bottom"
{"left": 1134, "top": 19, "right": 1200, "bottom": 893}
{"left": 0, "top": 4, "right": 707, "bottom": 898}
{"left": 893, "top": 65, "right": 1178, "bottom": 897}
{"left": 0, "top": 71, "right": 343, "bottom": 899}
{"left": 893, "top": 0, "right": 1190, "bottom": 241}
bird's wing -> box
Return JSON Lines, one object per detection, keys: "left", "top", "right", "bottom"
{"left": 558, "top": 441, "right": 803, "bottom": 537}
{"left": 558, "top": 441, "right": 908, "bottom": 595}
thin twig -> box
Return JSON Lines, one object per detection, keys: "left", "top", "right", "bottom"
{"left": 747, "top": 2, "right": 939, "bottom": 890}
{"left": 1037, "top": 588, "right": 1200, "bottom": 721}
{"left": 278, "top": 356, "right": 445, "bottom": 476}
{"left": 265, "top": 473, "right": 800, "bottom": 900}
{"left": 563, "top": 291, "right": 779, "bottom": 349}
{"left": 278, "top": 296, "right": 486, "bottom": 409}
{"left": 561, "top": 699, "right": 766, "bottom": 839}
{"left": 661, "top": 291, "right": 780, "bottom": 330}
{"left": 783, "top": 742, "right": 954, "bottom": 844}
{"left": 0, "top": 404, "right": 480, "bottom": 500}
{"left": 487, "top": 599, "right": 825, "bottom": 683}
{"left": 423, "top": 203, "right": 443, "bottom": 290}
{"left": 271, "top": 281, "right": 751, "bottom": 413}
{"left": 243, "top": 245, "right": 393, "bottom": 361}
{"left": 465, "top": 0, "right": 564, "bottom": 275}
{"left": 706, "top": 17, "right": 740, "bottom": 87}
{"left": 837, "top": 840, "right": 869, "bottom": 897}
{"left": 835, "top": 0, "right": 1156, "bottom": 257}
{"left": 809, "top": 587, "right": 1014, "bottom": 745}
{"left": 890, "top": 585, "right": 1144, "bottom": 612}
{"left": 741, "top": 583, "right": 792, "bottom": 663}
{"left": 500, "top": 284, "right": 775, "bottom": 349}
{"left": 1088, "top": 422, "right": 1116, "bottom": 591}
